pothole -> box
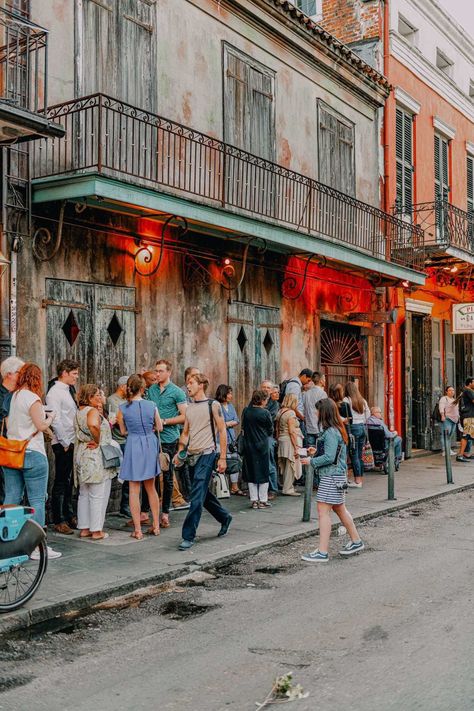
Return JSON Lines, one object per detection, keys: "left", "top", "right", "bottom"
{"left": 160, "top": 600, "right": 219, "bottom": 620}
{"left": 0, "top": 674, "right": 35, "bottom": 693}
{"left": 254, "top": 564, "right": 303, "bottom": 575}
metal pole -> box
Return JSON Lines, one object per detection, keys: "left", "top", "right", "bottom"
{"left": 302, "top": 463, "right": 312, "bottom": 522}
{"left": 387, "top": 438, "right": 396, "bottom": 501}
{"left": 443, "top": 429, "right": 453, "bottom": 484}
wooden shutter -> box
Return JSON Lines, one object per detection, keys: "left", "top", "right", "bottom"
{"left": 224, "top": 46, "right": 275, "bottom": 161}
{"left": 434, "top": 133, "right": 449, "bottom": 200}
{"left": 81, "top": 0, "right": 116, "bottom": 95}
{"left": 395, "top": 107, "right": 413, "bottom": 213}
{"left": 120, "top": 0, "right": 157, "bottom": 111}
{"left": 444, "top": 320, "right": 455, "bottom": 389}
{"left": 318, "top": 103, "right": 355, "bottom": 195}
{"left": 467, "top": 155, "right": 474, "bottom": 215}
{"left": 249, "top": 67, "right": 274, "bottom": 161}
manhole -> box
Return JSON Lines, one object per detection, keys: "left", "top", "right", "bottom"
{"left": 0, "top": 675, "right": 35, "bottom": 693}
{"left": 160, "top": 600, "right": 218, "bottom": 620}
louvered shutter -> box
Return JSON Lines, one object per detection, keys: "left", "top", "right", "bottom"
{"left": 318, "top": 104, "right": 355, "bottom": 195}
{"left": 395, "top": 107, "right": 413, "bottom": 213}
{"left": 434, "top": 133, "right": 449, "bottom": 201}
{"left": 249, "top": 67, "right": 274, "bottom": 161}
{"left": 468, "top": 156, "right": 474, "bottom": 243}
{"left": 467, "top": 156, "right": 473, "bottom": 215}
{"left": 224, "top": 47, "right": 275, "bottom": 162}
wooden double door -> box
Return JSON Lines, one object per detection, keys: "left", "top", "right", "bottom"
{"left": 228, "top": 302, "right": 281, "bottom": 414}
{"left": 45, "top": 279, "right": 136, "bottom": 396}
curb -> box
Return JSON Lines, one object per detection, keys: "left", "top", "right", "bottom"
{"left": 2, "top": 481, "right": 473, "bottom": 636}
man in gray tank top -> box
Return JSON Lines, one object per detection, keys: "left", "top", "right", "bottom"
{"left": 174, "top": 373, "right": 232, "bottom": 550}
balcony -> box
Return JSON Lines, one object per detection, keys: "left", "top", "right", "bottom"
{"left": 31, "top": 94, "right": 425, "bottom": 277}
{"left": 0, "top": 7, "right": 64, "bottom": 142}
{"left": 394, "top": 200, "right": 474, "bottom": 267}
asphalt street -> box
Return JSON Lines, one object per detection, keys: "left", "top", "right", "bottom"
{"left": 1, "top": 490, "right": 474, "bottom": 711}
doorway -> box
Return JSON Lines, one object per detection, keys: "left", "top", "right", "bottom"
{"left": 409, "top": 314, "right": 432, "bottom": 450}
{"left": 320, "top": 321, "right": 368, "bottom": 397}
{"left": 45, "top": 279, "right": 136, "bottom": 395}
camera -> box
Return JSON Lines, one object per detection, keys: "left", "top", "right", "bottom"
{"left": 334, "top": 480, "right": 348, "bottom": 491}
{"left": 228, "top": 442, "right": 238, "bottom": 455}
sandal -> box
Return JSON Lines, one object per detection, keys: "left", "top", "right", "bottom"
{"left": 231, "top": 489, "right": 246, "bottom": 496}
{"left": 146, "top": 526, "right": 161, "bottom": 536}
{"left": 250, "top": 501, "right": 258, "bottom": 509}
{"left": 258, "top": 502, "right": 272, "bottom": 509}
{"left": 91, "top": 532, "right": 109, "bottom": 541}
{"left": 130, "top": 531, "right": 144, "bottom": 540}
{"left": 79, "top": 531, "right": 92, "bottom": 538}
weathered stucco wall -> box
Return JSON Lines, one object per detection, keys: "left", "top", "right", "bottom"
{"left": 41, "top": 0, "right": 382, "bottom": 207}
{"left": 19, "top": 214, "right": 383, "bottom": 412}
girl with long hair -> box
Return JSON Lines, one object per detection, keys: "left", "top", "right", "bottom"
{"left": 300, "top": 398, "right": 364, "bottom": 562}
{"left": 116, "top": 374, "right": 162, "bottom": 539}
{"left": 344, "top": 380, "right": 370, "bottom": 487}
{"left": 3, "top": 363, "right": 61, "bottom": 559}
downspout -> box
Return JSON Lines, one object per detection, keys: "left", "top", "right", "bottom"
{"left": 382, "top": 0, "right": 396, "bottom": 430}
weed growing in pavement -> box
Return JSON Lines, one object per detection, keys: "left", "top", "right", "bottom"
{"left": 255, "top": 671, "right": 309, "bottom": 708}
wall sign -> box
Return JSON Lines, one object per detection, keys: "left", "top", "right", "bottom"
{"left": 452, "top": 303, "right": 474, "bottom": 334}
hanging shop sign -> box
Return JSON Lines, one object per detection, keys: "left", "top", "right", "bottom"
{"left": 452, "top": 303, "right": 474, "bottom": 334}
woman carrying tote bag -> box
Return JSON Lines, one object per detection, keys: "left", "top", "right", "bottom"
{"left": 2, "top": 362, "right": 61, "bottom": 559}
{"left": 75, "top": 384, "right": 119, "bottom": 541}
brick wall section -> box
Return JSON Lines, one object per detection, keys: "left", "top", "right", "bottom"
{"left": 320, "top": 0, "right": 382, "bottom": 44}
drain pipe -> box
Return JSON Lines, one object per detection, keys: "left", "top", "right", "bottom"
{"left": 10, "top": 235, "right": 20, "bottom": 356}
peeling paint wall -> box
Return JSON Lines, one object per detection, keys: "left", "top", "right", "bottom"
{"left": 42, "top": 0, "right": 383, "bottom": 207}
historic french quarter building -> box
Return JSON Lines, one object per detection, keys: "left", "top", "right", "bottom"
{"left": 320, "top": 0, "right": 474, "bottom": 454}
{"left": 4, "top": 1, "right": 425, "bottom": 416}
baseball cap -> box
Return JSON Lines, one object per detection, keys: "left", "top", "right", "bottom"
{"left": 118, "top": 376, "right": 128, "bottom": 386}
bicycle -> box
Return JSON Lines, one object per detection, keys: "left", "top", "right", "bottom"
{"left": 0, "top": 505, "right": 47, "bottom": 613}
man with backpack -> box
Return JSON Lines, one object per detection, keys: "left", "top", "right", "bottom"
{"left": 281, "top": 368, "right": 313, "bottom": 422}
{"left": 456, "top": 377, "right": 474, "bottom": 463}
{"left": 174, "top": 373, "right": 232, "bottom": 550}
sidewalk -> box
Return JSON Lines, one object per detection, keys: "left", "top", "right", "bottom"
{"left": 1, "top": 452, "right": 473, "bottom": 634}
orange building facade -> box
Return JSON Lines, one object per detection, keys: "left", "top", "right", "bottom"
{"left": 320, "top": 0, "right": 474, "bottom": 454}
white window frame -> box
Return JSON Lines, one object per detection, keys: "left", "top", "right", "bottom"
{"left": 436, "top": 49, "right": 454, "bottom": 78}
{"left": 398, "top": 14, "right": 418, "bottom": 47}
{"left": 293, "top": 0, "right": 322, "bottom": 22}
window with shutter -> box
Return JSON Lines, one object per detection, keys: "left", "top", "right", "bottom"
{"left": 318, "top": 102, "right": 355, "bottom": 196}
{"left": 434, "top": 133, "right": 450, "bottom": 201}
{"left": 467, "top": 156, "right": 474, "bottom": 215}
{"left": 395, "top": 107, "right": 413, "bottom": 214}
{"left": 468, "top": 156, "right": 474, "bottom": 242}
{"left": 79, "top": 0, "right": 157, "bottom": 110}
{"left": 223, "top": 45, "right": 275, "bottom": 161}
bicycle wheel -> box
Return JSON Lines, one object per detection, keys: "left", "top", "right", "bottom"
{"left": 0, "top": 538, "right": 48, "bottom": 613}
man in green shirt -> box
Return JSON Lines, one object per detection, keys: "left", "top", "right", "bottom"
{"left": 148, "top": 359, "right": 188, "bottom": 527}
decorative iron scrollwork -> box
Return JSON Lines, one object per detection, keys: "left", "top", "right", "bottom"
{"left": 32, "top": 201, "right": 66, "bottom": 261}
{"left": 337, "top": 290, "right": 359, "bottom": 312}
{"left": 135, "top": 214, "right": 188, "bottom": 277}
{"left": 281, "top": 254, "right": 327, "bottom": 300}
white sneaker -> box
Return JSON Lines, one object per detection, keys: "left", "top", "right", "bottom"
{"left": 347, "top": 482, "right": 362, "bottom": 488}
{"left": 47, "top": 546, "right": 62, "bottom": 559}
{"left": 30, "top": 547, "right": 41, "bottom": 560}
{"left": 450, "top": 449, "right": 456, "bottom": 456}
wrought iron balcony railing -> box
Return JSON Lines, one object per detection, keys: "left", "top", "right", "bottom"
{"left": 32, "top": 94, "right": 424, "bottom": 271}
{"left": 394, "top": 199, "right": 474, "bottom": 262}
{"left": 0, "top": 7, "right": 49, "bottom": 115}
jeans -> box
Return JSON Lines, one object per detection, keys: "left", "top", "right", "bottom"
{"left": 161, "top": 440, "right": 178, "bottom": 514}
{"left": 3, "top": 450, "right": 49, "bottom": 527}
{"left": 393, "top": 435, "right": 403, "bottom": 461}
{"left": 182, "top": 453, "right": 229, "bottom": 542}
{"left": 306, "top": 433, "right": 318, "bottom": 447}
{"left": 268, "top": 437, "right": 278, "bottom": 492}
{"left": 441, "top": 419, "right": 457, "bottom": 451}
{"left": 51, "top": 443, "right": 75, "bottom": 524}
{"left": 350, "top": 424, "right": 366, "bottom": 478}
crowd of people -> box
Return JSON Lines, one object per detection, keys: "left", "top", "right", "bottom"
{"left": 0, "top": 357, "right": 406, "bottom": 563}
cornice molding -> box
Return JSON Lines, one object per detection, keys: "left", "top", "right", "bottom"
{"left": 433, "top": 116, "right": 456, "bottom": 140}
{"left": 409, "top": 0, "right": 474, "bottom": 63}
{"left": 394, "top": 87, "right": 420, "bottom": 114}
{"left": 405, "top": 297, "right": 433, "bottom": 314}
{"left": 390, "top": 33, "right": 474, "bottom": 123}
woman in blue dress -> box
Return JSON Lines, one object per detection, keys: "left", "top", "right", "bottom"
{"left": 116, "top": 374, "right": 163, "bottom": 539}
